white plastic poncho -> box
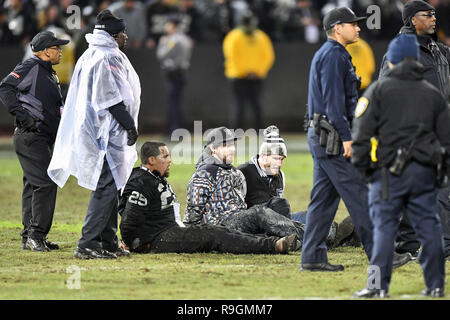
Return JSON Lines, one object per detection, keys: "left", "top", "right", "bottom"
{"left": 48, "top": 30, "right": 141, "bottom": 191}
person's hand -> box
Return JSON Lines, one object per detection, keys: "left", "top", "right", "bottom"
{"left": 342, "top": 140, "right": 353, "bottom": 158}
{"left": 119, "top": 241, "right": 130, "bottom": 251}
{"left": 15, "top": 114, "right": 37, "bottom": 132}
{"left": 126, "top": 126, "right": 138, "bottom": 146}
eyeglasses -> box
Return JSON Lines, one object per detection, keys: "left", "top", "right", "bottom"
{"left": 414, "top": 12, "right": 436, "bottom": 18}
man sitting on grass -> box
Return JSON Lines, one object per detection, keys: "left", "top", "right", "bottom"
{"left": 237, "top": 125, "right": 356, "bottom": 249}
{"left": 118, "top": 141, "right": 298, "bottom": 254}
{"left": 183, "top": 127, "right": 304, "bottom": 245}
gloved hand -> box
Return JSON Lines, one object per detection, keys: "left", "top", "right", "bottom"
{"left": 126, "top": 126, "right": 138, "bottom": 146}
{"left": 15, "top": 113, "right": 37, "bottom": 132}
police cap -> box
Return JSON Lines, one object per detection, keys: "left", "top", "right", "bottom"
{"left": 323, "top": 7, "right": 366, "bottom": 31}
{"left": 30, "top": 31, "right": 69, "bottom": 52}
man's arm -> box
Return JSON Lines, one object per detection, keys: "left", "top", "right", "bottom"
{"left": 0, "top": 63, "right": 34, "bottom": 122}
{"left": 320, "top": 54, "right": 352, "bottom": 142}
{"left": 119, "top": 183, "right": 153, "bottom": 247}
{"left": 109, "top": 101, "right": 138, "bottom": 146}
{"left": 351, "top": 83, "right": 380, "bottom": 179}
{"left": 434, "top": 95, "right": 450, "bottom": 170}
{"left": 183, "top": 170, "right": 214, "bottom": 225}
{"left": 378, "top": 53, "right": 390, "bottom": 80}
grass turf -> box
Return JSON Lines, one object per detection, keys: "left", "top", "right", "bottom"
{"left": 0, "top": 136, "right": 448, "bottom": 300}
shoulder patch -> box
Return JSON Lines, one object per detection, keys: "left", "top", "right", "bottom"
{"left": 355, "top": 97, "right": 369, "bottom": 118}
{"left": 10, "top": 72, "right": 20, "bottom": 79}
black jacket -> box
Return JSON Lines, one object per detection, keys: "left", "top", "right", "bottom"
{"left": 119, "top": 167, "right": 178, "bottom": 248}
{"left": 352, "top": 58, "right": 450, "bottom": 178}
{"left": 379, "top": 26, "right": 450, "bottom": 102}
{"left": 237, "top": 155, "right": 284, "bottom": 208}
{"left": 0, "top": 55, "right": 63, "bottom": 142}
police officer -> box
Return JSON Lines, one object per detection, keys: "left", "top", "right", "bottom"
{"left": 352, "top": 34, "right": 450, "bottom": 298}
{"left": 379, "top": 0, "right": 450, "bottom": 259}
{"left": 300, "top": 7, "right": 374, "bottom": 272}
{"left": 0, "top": 31, "right": 69, "bottom": 252}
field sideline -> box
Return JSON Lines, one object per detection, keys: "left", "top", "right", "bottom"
{"left": 0, "top": 134, "right": 449, "bottom": 300}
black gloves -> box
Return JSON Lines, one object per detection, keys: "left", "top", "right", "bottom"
{"left": 126, "top": 126, "right": 138, "bottom": 146}
{"left": 14, "top": 113, "right": 37, "bottom": 132}
{"left": 108, "top": 102, "right": 138, "bottom": 146}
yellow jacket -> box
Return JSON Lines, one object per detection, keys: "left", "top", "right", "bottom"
{"left": 223, "top": 28, "right": 275, "bottom": 79}
{"left": 346, "top": 38, "right": 375, "bottom": 90}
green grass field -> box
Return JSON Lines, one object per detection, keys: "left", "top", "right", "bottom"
{"left": 0, "top": 135, "right": 449, "bottom": 300}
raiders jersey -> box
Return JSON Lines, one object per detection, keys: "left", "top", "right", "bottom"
{"left": 119, "top": 166, "right": 179, "bottom": 247}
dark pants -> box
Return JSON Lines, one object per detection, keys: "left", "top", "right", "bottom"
{"left": 301, "top": 128, "right": 373, "bottom": 264}
{"left": 291, "top": 211, "right": 307, "bottom": 224}
{"left": 165, "top": 70, "right": 186, "bottom": 135}
{"left": 369, "top": 162, "right": 445, "bottom": 291}
{"left": 220, "top": 205, "right": 304, "bottom": 240}
{"left": 230, "top": 78, "right": 263, "bottom": 130}
{"left": 395, "top": 186, "right": 450, "bottom": 257}
{"left": 13, "top": 128, "right": 57, "bottom": 241}
{"left": 146, "top": 224, "right": 278, "bottom": 254}
{"left": 77, "top": 160, "right": 119, "bottom": 251}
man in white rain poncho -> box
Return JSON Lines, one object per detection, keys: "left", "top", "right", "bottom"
{"left": 47, "top": 10, "right": 140, "bottom": 259}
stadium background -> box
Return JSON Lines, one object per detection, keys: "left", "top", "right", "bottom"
{"left": 0, "top": 0, "right": 449, "bottom": 133}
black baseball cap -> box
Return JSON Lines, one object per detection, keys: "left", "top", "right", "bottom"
{"left": 205, "top": 127, "right": 240, "bottom": 147}
{"left": 30, "top": 30, "right": 69, "bottom": 52}
{"left": 402, "top": 0, "right": 435, "bottom": 25}
{"left": 323, "top": 7, "right": 366, "bottom": 31}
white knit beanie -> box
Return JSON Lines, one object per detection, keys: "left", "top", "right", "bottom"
{"left": 259, "top": 125, "right": 287, "bottom": 157}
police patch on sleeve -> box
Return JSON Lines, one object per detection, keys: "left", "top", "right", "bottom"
{"left": 355, "top": 97, "right": 369, "bottom": 118}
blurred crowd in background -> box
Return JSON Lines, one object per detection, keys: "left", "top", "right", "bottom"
{"left": 0, "top": 0, "right": 449, "bottom": 118}
{"left": 1, "top": 0, "right": 449, "bottom": 54}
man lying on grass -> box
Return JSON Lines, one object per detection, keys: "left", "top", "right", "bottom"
{"left": 118, "top": 141, "right": 298, "bottom": 254}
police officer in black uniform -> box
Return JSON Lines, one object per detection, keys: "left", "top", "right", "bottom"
{"left": 379, "top": 0, "right": 450, "bottom": 259}
{"left": 352, "top": 34, "right": 450, "bottom": 298}
{"left": 0, "top": 31, "right": 69, "bottom": 252}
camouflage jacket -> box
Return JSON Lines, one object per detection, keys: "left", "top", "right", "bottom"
{"left": 183, "top": 149, "right": 247, "bottom": 225}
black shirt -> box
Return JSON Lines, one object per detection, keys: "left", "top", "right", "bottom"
{"left": 0, "top": 55, "right": 63, "bottom": 142}
{"left": 352, "top": 58, "right": 450, "bottom": 177}
{"left": 119, "top": 166, "right": 178, "bottom": 248}
{"left": 238, "top": 155, "right": 284, "bottom": 208}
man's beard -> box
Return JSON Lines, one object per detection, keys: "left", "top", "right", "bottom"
{"left": 263, "top": 164, "right": 280, "bottom": 176}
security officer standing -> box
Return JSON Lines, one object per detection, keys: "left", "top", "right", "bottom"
{"left": 379, "top": 0, "right": 450, "bottom": 260}
{"left": 0, "top": 31, "right": 69, "bottom": 252}
{"left": 352, "top": 34, "right": 450, "bottom": 298}
{"left": 300, "top": 7, "right": 374, "bottom": 272}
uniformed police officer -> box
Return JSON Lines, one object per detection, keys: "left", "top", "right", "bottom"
{"left": 300, "top": 7, "right": 375, "bottom": 272}
{"left": 0, "top": 31, "right": 69, "bottom": 252}
{"left": 352, "top": 34, "right": 450, "bottom": 298}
